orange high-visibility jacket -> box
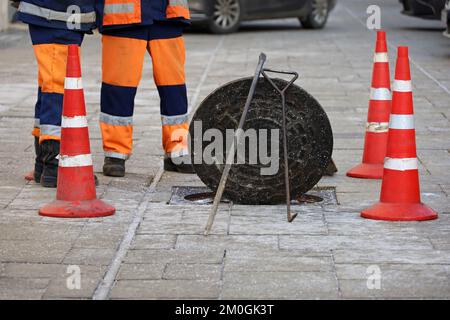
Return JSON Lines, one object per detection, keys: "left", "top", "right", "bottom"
{"left": 97, "top": 0, "right": 190, "bottom": 29}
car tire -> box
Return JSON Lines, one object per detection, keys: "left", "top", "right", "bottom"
{"left": 208, "top": 0, "right": 242, "bottom": 34}
{"left": 300, "top": 0, "right": 330, "bottom": 29}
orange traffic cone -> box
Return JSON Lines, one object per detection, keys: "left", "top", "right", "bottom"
{"left": 361, "top": 47, "right": 437, "bottom": 221}
{"left": 347, "top": 30, "right": 391, "bottom": 179}
{"left": 39, "top": 45, "right": 115, "bottom": 218}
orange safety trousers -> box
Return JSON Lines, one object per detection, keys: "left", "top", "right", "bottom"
{"left": 29, "top": 25, "right": 84, "bottom": 143}
{"left": 100, "top": 23, "right": 189, "bottom": 160}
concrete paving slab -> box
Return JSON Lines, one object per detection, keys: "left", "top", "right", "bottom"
{"left": 164, "top": 264, "right": 223, "bottom": 281}
{"left": 224, "top": 250, "right": 333, "bottom": 273}
{"left": 124, "top": 249, "right": 225, "bottom": 265}
{"left": 110, "top": 279, "right": 221, "bottom": 299}
{"left": 116, "top": 264, "right": 165, "bottom": 281}
{"left": 221, "top": 272, "right": 339, "bottom": 299}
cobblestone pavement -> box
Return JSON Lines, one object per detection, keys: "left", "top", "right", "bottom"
{"left": 0, "top": 0, "right": 449, "bottom": 299}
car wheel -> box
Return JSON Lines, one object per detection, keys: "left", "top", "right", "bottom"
{"left": 300, "top": 0, "right": 330, "bottom": 29}
{"left": 208, "top": 0, "right": 242, "bottom": 34}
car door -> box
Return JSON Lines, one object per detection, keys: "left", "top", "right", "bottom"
{"left": 244, "top": 0, "right": 290, "bottom": 16}
{"left": 282, "top": 0, "right": 309, "bottom": 11}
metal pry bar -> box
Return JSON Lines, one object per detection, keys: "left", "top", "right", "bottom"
{"left": 261, "top": 69, "right": 299, "bottom": 223}
{"left": 204, "top": 53, "right": 267, "bottom": 236}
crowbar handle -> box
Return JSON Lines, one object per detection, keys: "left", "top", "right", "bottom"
{"left": 204, "top": 53, "right": 267, "bottom": 236}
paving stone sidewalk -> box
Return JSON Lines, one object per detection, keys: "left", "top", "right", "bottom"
{"left": 0, "top": 0, "right": 449, "bottom": 299}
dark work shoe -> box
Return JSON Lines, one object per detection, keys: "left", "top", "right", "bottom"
{"left": 324, "top": 159, "right": 338, "bottom": 177}
{"left": 164, "top": 155, "right": 195, "bottom": 174}
{"left": 40, "top": 140, "right": 60, "bottom": 188}
{"left": 103, "top": 157, "right": 125, "bottom": 177}
{"left": 33, "top": 137, "right": 44, "bottom": 183}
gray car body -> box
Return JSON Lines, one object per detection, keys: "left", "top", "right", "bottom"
{"left": 444, "top": 0, "right": 450, "bottom": 38}
{"left": 399, "top": 0, "right": 446, "bottom": 19}
{"left": 189, "top": 0, "right": 337, "bottom": 22}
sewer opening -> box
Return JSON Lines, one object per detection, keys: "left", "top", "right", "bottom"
{"left": 296, "top": 194, "right": 324, "bottom": 204}
{"left": 169, "top": 186, "right": 337, "bottom": 206}
{"left": 183, "top": 192, "right": 231, "bottom": 205}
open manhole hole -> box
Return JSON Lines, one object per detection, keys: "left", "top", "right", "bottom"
{"left": 169, "top": 186, "right": 338, "bottom": 206}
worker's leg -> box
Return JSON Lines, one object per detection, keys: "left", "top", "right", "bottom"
{"left": 33, "top": 81, "right": 42, "bottom": 141}
{"left": 28, "top": 86, "right": 43, "bottom": 182}
{"left": 100, "top": 28, "right": 147, "bottom": 177}
{"left": 29, "top": 25, "right": 84, "bottom": 187}
{"left": 147, "top": 22, "right": 193, "bottom": 173}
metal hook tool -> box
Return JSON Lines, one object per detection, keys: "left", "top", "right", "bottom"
{"left": 261, "top": 69, "right": 299, "bottom": 223}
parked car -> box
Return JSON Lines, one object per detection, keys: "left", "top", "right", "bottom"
{"left": 443, "top": 0, "right": 450, "bottom": 37}
{"left": 399, "top": 0, "right": 446, "bottom": 20}
{"left": 189, "top": 0, "right": 337, "bottom": 34}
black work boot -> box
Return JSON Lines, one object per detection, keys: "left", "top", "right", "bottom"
{"left": 324, "top": 159, "right": 338, "bottom": 177}
{"left": 33, "top": 137, "right": 44, "bottom": 183}
{"left": 164, "top": 154, "right": 195, "bottom": 174}
{"left": 40, "top": 140, "right": 60, "bottom": 188}
{"left": 103, "top": 157, "right": 125, "bottom": 177}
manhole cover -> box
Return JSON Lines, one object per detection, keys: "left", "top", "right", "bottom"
{"left": 169, "top": 186, "right": 338, "bottom": 206}
{"left": 189, "top": 77, "right": 333, "bottom": 205}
